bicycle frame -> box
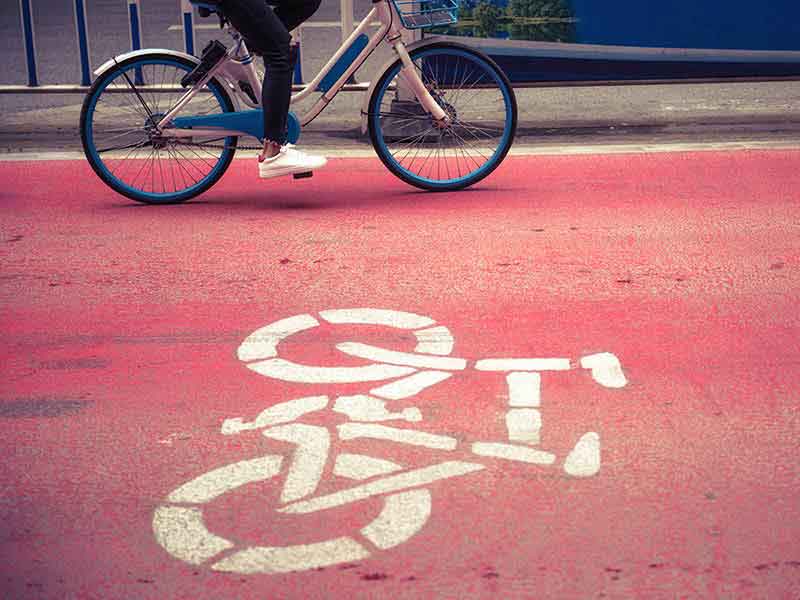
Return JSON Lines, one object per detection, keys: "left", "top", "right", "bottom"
{"left": 158, "top": 0, "right": 448, "bottom": 141}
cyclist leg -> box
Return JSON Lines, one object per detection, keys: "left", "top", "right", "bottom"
{"left": 273, "top": 0, "right": 322, "bottom": 32}
{"left": 221, "top": 0, "right": 326, "bottom": 176}
{"left": 221, "top": 0, "right": 292, "bottom": 147}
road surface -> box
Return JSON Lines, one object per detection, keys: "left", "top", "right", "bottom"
{"left": 1, "top": 149, "right": 799, "bottom": 598}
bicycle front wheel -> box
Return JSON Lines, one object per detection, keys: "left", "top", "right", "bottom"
{"left": 80, "top": 53, "right": 237, "bottom": 204}
{"left": 368, "top": 42, "right": 517, "bottom": 192}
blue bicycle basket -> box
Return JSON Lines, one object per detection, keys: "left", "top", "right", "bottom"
{"left": 389, "top": 0, "right": 459, "bottom": 29}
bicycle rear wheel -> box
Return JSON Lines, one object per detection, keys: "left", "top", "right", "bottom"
{"left": 368, "top": 42, "right": 517, "bottom": 191}
{"left": 80, "top": 53, "right": 237, "bottom": 204}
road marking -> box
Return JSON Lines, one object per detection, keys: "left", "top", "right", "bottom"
{"left": 333, "top": 453, "right": 402, "bottom": 480}
{"left": 237, "top": 313, "right": 319, "bottom": 362}
{"left": 262, "top": 424, "right": 330, "bottom": 503}
{"left": 333, "top": 395, "right": 422, "bottom": 422}
{"left": 581, "top": 353, "right": 627, "bottom": 388}
{"left": 154, "top": 308, "right": 631, "bottom": 574}
{"left": 221, "top": 395, "right": 329, "bottom": 434}
{"left": 360, "top": 490, "right": 432, "bottom": 549}
{"left": 412, "top": 325, "right": 455, "bottom": 355}
{"left": 370, "top": 370, "right": 453, "bottom": 400}
{"left": 279, "top": 462, "right": 485, "bottom": 514}
{"left": 507, "top": 372, "right": 541, "bottom": 407}
{"left": 337, "top": 342, "right": 468, "bottom": 370}
{"left": 564, "top": 432, "right": 601, "bottom": 477}
{"left": 166, "top": 455, "right": 283, "bottom": 504}
{"left": 506, "top": 408, "right": 542, "bottom": 445}
{"left": 338, "top": 423, "right": 457, "bottom": 450}
{"left": 153, "top": 506, "right": 234, "bottom": 565}
{"left": 245, "top": 357, "right": 416, "bottom": 383}
{"left": 319, "top": 308, "right": 435, "bottom": 329}
{"left": 475, "top": 358, "right": 571, "bottom": 372}
{"left": 5, "top": 142, "right": 800, "bottom": 162}
{"left": 211, "top": 537, "right": 370, "bottom": 574}
{"left": 471, "top": 442, "right": 556, "bottom": 465}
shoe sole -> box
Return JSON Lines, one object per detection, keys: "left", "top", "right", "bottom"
{"left": 259, "top": 162, "right": 327, "bottom": 179}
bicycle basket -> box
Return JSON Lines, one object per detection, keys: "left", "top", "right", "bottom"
{"left": 389, "top": 0, "right": 459, "bottom": 29}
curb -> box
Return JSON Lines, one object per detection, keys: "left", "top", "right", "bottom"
{"left": 2, "top": 140, "right": 799, "bottom": 162}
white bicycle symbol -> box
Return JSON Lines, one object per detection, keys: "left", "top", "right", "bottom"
{"left": 153, "top": 309, "right": 627, "bottom": 574}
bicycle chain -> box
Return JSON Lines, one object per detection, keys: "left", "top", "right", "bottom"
{"left": 177, "top": 139, "right": 262, "bottom": 151}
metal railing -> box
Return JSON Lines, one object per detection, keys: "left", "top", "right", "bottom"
{"left": 4, "top": 0, "right": 381, "bottom": 93}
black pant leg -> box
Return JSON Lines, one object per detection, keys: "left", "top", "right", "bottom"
{"left": 221, "top": 0, "right": 292, "bottom": 144}
{"left": 272, "top": 0, "right": 322, "bottom": 33}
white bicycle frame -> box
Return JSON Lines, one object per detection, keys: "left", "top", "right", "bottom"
{"left": 158, "top": 0, "right": 449, "bottom": 140}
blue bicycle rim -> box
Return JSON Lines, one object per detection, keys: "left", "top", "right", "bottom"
{"left": 84, "top": 57, "right": 234, "bottom": 204}
{"left": 371, "top": 47, "right": 514, "bottom": 190}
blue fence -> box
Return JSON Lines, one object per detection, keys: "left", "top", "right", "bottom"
{"left": 8, "top": 0, "right": 800, "bottom": 92}
{"left": 10, "top": 0, "right": 307, "bottom": 92}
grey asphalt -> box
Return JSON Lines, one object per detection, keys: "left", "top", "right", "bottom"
{"left": 0, "top": 0, "right": 799, "bottom": 153}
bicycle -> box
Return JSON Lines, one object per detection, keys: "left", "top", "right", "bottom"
{"left": 80, "top": 0, "right": 518, "bottom": 204}
{"left": 153, "top": 308, "right": 627, "bottom": 574}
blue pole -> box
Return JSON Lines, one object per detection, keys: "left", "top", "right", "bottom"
{"left": 293, "top": 44, "right": 303, "bottom": 85}
{"left": 181, "top": 0, "right": 195, "bottom": 55}
{"left": 73, "top": 0, "right": 91, "bottom": 86}
{"left": 128, "top": 0, "right": 142, "bottom": 51}
{"left": 291, "top": 28, "right": 304, "bottom": 85}
{"left": 19, "top": 0, "right": 38, "bottom": 86}
{"left": 128, "top": 0, "right": 143, "bottom": 84}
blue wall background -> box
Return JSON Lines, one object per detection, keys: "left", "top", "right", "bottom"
{"left": 570, "top": 0, "right": 800, "bottom": 51}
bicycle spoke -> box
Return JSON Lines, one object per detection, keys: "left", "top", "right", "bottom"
{"left": 375, "top": 47, "right": 512, "bottom": 187}
{"left": 84, "top": 57, "right": 235, "bottom": 202}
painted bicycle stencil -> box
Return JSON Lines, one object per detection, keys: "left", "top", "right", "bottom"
{"left": 153, "top": 309, "right": 627, "bottom": 574}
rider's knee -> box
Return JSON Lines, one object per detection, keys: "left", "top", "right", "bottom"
{"left": 258, "top": 35, "right": 292, "bottom": 71}
{"left": 297, "top": 0, "right": 322, "bottom": 21}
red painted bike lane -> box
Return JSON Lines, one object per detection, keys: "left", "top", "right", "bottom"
{"left": 1, "top": 151, "right": 799, "bottom": 598}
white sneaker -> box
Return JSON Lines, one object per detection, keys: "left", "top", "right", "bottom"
{"left": 258, "top": 144, "right": 327, "bottom": 179}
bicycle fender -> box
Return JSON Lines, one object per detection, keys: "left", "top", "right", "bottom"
{"left": 93, "top": 49, "right": 200, "bottom": 78}
{"left": 360, "top": 39, "right": 442, "bottom": 135}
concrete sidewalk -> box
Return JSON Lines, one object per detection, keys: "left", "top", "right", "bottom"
{"left": 1, "top": 80, "right": 799, "bottom": 154}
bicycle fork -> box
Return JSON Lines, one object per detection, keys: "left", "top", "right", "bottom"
{"left": 390, "top": 40, "right": 450, "bottom": 126}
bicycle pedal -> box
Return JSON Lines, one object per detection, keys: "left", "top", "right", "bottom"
{"left": 293, "top": 171, "right": 313, "bottom": 179}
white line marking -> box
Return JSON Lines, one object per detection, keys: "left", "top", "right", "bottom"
{"left": 221, "top": 396, "right": 329, "bottom": 434}
{"left": 211, "top": 537, "right": 370, "bottom": 574}
{"left": 471, "top": 442, "right": 556, "bottom": 465}
{"left": 336, "top": 342, "right": 467, "bottom": 370}
{"left": 338, "top": 423, "right": 457, "bottom": 450}
{"left": 564, "top": 432, "right": 601, "bottom": 477}
{"left": 475, "top": 358, "right": 571, "bottom": 372}
{"left": 413, "top": 325, "right": 455, "bottom": 355}
{"left": 370, "top": 371, "right": 453, "bottom": 400}
{"left": 507, "top": 372, "right": 541, "bottom": 407}
{"left": 166, "top": 455, "right": 283, "bottom": 504}
{"left": 6, "top": 142, "right": 800, "bottom": 163}
{"left": 505, "top": 408, "right": 542, "bottom": 445}
{"left": 153, "top": 506, "right": 234, "bottom": 565}
{"left": 246, "top": 357, "right": 416, "bottom": 383}
{"left": 333, "top": 395, "right": 422, "bottom": 422}
{"left": 580, "top": 353, "right": 628, "bottom": 388}
{"left": 262, "top": 424, "right": 330, "bottom": 503}
{"left": 333, "top": 453, "right": 402, "bottom": 480}
{"left": 319, "top": 308, "right": 435, "bottom": 329}
{"left": 360, "top": 490, "right": 432, "bottom": 549}
{"left": 279, "top": 462, "right": 485, "bottom": 514}
{"left": 237, "top": 314, "right": 319, "bottom": 362}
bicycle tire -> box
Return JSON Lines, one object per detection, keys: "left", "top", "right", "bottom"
{"left": 368, "top": 42, "right": 517, "bottom": 192}
{"left": 80, "top": 53, "right": 237, "bottom": 204}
